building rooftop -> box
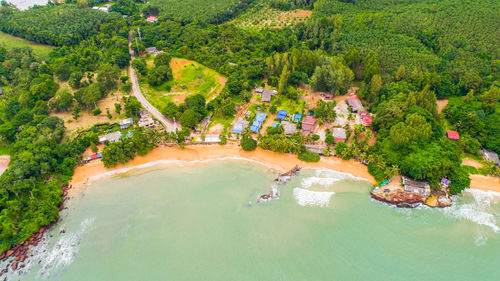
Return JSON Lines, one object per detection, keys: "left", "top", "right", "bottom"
{"left": 446, "top": 130, "right": 460, "bottom": 140}
{"left": 282, "top": 121, "right": 297, "bottom": 136}
{"left": 332, "top": 127, "right": 346, "bottom": 140}
{"left": 482, "top": 149, "right": 500, "bottom": 166}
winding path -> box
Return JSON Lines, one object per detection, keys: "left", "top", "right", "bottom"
{"left": 128, "top": 40, "right": 178, "bottom": 132}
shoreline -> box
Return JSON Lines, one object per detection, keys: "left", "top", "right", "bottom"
{"left": 69, "top": 144, "right": 376, "bottom": 194}
{"left": 70, "top": 144, "right": 500, "bottom": 195}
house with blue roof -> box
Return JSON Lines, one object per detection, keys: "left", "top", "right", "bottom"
{"left": 255, "top": 112, "right": 267, "bottom": 123}
{"left": 250, "top": 112, "right": 267, "bottom": 133}
{"left": 294, "top": 114, "right": 303, "bottom": 122}
{"left": 276, "top": 110, "right": 287, "bottom": 120}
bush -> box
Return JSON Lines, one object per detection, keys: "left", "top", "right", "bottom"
{"left": 312, "top": 134, "right": 320, "bottom": 141}
{"left": 269, "top": 105, "right": 277, "bottom": 114}
{"left": 240, "top": 136, "right": 257, "bottom": 151}
{"left": 298, "top": 150, "right": 320, "bottom": 162}
{"left": 325, "top": 135, "right": 335, "bottom": 144}
{"left": 93, "top": 108, "right": 102, "bottom": 116}
{"left": 368, "top": 163, "right": 386, "bottom": 182}
{"left": 448, "top": 166, "right": 471, "bottom": 195}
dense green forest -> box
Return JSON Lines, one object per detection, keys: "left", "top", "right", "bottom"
{"left": 0, "top": 3, "right": 110, "bottom": 46}
{"left": 149, "top": 0, "right": 252, "bottom": 23}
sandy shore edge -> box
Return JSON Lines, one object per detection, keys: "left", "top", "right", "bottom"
{"left": 69, "top": 144, "right": 500, "bottom": 194}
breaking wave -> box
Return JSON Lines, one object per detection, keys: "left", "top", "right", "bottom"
{"left": 9, "top": 218, "right": 95, "bottom": 279}
{"left": 443, "top": 189, "right": 500, "bottom": 233}
{"left": 293, "top": 188, "right": 335, "bottom": 207}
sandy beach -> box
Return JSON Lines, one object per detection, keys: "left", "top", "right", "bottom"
{"left": 70, "top": 144, "right": 375, "bottom": 191}
{"left": 69, "top": 144, "right": 500, "bottom": 194}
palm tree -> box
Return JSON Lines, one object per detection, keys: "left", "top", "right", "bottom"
{"left": 384, "top": 165, "right": 400, "bottom": 179}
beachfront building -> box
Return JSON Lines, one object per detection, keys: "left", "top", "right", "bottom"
{"left": 301, "top": 116, "right": 316, "bottom": 136}
{"left": 282, "top": 121, "right": 297, "bottom": 136}
{"left": 481, "top": 149, "right": 500, "bottom": 166}
{"left": 446, "top": 130, "right": 460, "bottom": 141}
{"left": 276, "top": 110, "right": 287, "bottom": 120}
{"left": 232, "top": 118, "right": 250, "bottom": 134}
{"left": 306, "top": 145, "right": 325, "bottom": 155}
{"left": 99, "top": 131, "right": 122, "bottom": 144}
{"left": 402, "top": 177, "right": 431, "bottom": 197}
{"left": 120, "top": 118, "right": 134, "bottom": 129}
{"left": 347, "top": 94, "right": 364, "bottom": 113}
{"left": 332, "top": 127, "right": 347, "bottom": 143}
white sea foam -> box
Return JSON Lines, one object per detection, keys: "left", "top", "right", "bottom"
{"left": 299, "top": 168, "right": 366, "bottom": 189}
{"left": 443, "top": 189, "right": 500, "bottom": 233}
{"left": 10, "top": 218, "right": 95, "bottom": 279}
{"left": 301, "top": 177, "right": 341, "bottom": 189}
{"left": 293, "top": 188, "right": 335, "bottom": 207}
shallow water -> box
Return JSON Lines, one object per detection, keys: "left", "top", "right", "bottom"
{"left": 4, "top": 161, "right": 500, "bottom": 280}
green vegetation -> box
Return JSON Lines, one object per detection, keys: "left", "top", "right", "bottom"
{"left": 0, "top": 32, "right": 53, "bottom": 60}
{"left": 0, "top": 4, "right": 110, "bottom": 46}
{"left": 139, "top": 57, "right": 226, "bottom": 113}
{"left": 150, "top": 0, "right": 251, "bottom": 23}
{"left": 231, "top": 3, "right": 311, "bottom": 29}
{"left": 298, "top": 150, "right": 320, "bottom": 162}
{"left": 240, "top": 135, "right": 257, "bottom": 151}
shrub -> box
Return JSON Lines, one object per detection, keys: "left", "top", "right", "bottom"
{"left": 298, "top": 150, "right": 320, "bottom": 162}
{"left": 312, "top": 134, "right": 320, "bottom": 141}
{"left": 325, "top": 135, "right": 335, "bottom": 144}
{"left": 93, "top": 108, "right": 102, "bottom": 115}
{"left": 240, "top": 136, "right": 257, "bottom": 151}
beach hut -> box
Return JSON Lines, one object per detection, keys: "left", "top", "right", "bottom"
{"left": 347, "top": 94, "right": 364, "bottom": 113}
{"left": 301, "top": 116, "right": 316, "bottom": 136}
{"left": 282, "top": 121, "right": 297, "bottom": 136}
{"left": 332, "top": 128, "right": 347, "bottom": 142}
{"left": 402, "top": 177, "right": 431, "bottom": 197}
{"left": 440, "top": 178, "right": 451, "bottom": 186}
{"left": 276, "top": 110, "right": 287, "bottom": 120}
{"left": 232, "top": 118, "right": 250, "bottom": 134}
{"left": 446, "top": 130, "right": 460, "bottom": 141}
{"left": 97, "top": 153, "right": 103, "bottom": 159}
{"left": 255, "top": 112, "right": 267, "bottom": 123}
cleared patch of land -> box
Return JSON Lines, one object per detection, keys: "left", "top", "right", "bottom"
{"left": 51, "top": 94, "right": 125, "bottom": 136}
{"left": 232, "top": 6, "right": 311, "bottom": 29}
{"left": 437, "top": 99, "right": 448, "bottom": 113}
{"left": 142, "top": 58, "right": 227, "bottom": 111}
{"left": 462, "top": 158, "right": 483, "bottom": 169}
{"left": 0, "top": 31, "right": 54, "bottom": 60}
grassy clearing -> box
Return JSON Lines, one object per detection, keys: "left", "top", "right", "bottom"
{"left": 141, "top": 57, "right": 227, "bottom": 112}
{"left": 231, "top": 5, "right": 311, "bottom": 29}
{"left": 0, "top": 31, "right": 54, "bottom": 60}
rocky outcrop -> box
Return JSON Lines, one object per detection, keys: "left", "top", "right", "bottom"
{"left": 258, "top": 166, "right": 301, "bottom": 203}
{"left": 371, "top": 190, "right": 426, "bottom": 208}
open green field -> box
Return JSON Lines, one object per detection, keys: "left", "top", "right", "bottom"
{"left": 142, "top": 58, "right": 227, "bottom": 112}
{"left": 0, "top": 32, "right": 54, "bottom": 60}
{"left": 231, "top": 4, "right": 312, "bottom": 29}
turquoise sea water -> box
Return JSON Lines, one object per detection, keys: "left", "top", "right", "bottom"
{"left": 3, "top": 161, "right": 500, "bottom": 280}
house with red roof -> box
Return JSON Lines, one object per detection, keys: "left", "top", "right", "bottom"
{"left": 359, "top": 111, "right": 372, "bottom": 126}
{"left": 301, "top": 116, "right": 316, "bottom": 136}
{"left": 146, "top": 16, "right": 157, "bottom": 23}
{"left": 446, "top": 130, "right": 459, "bottom": 141}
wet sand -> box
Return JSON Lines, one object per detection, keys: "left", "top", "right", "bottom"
{"left": 70, "top": 144, "right": 376, "bottom": 192}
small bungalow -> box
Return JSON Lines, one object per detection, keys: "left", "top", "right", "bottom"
{"left": 120, "top": 118, "right": 134, "bottom": 129}
{"left": 302, "top": 115, "right": 316, "bottom": 136}
{"left": 402, "top": 177, "right": 431, "bottom": 197}
{"left": 446, "top": 130, "right": 460, "bottom": 141}
{"left": 282, "top": 121, "right": 297, "bottom": 136}
{"left": 145, "top": 47, "right": 163, "bottom": 56}
{"left": 260, "top": 89, "right": 277, "bottom": 103}
{"left": 332, "top": 127, "right": 346, "bottom": 143}
{"left": 276, "top": 110, "right": 287, "bottom": 120}
{"left": 359, "top": 111, "right": 372, "bottom": 126}
{"left": 250, "top": 121, "right": 262, "bottom": 133}
{"left": 255, "top": 112, "right": 267, "bottom": 123}
{"left": 146, "top": 16, "right": 157, "bottom": 23}
{"left": 294, "top": 114, "right": 303, "bottom": 122}
{"left": 481, "top": 149, "right": 500, "bottom": 166}
{"left": 347, "top": 94, "right": 364, "bottom": 113}
{"left": 99, "top": 131, "right": 122, "bottom": 143}
{"left": 139, "top": 117, "right": 156, "bottom": 128}
{"left": 232, "top": 118, "right": 250, "bottom": 134}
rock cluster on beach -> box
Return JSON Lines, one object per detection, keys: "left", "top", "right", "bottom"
{"left": 258, "top": 165, "right": 301, "bottom": 203}
{"left": 371, "top": 189, "right": 452, "bottom": 208}
{"left": 0, "top": 185, "right": 72, "bottom": 277}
